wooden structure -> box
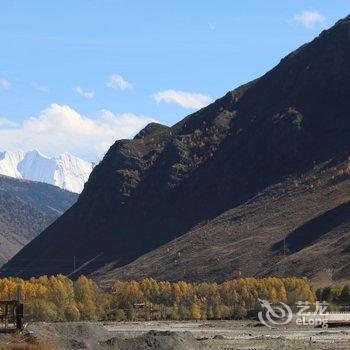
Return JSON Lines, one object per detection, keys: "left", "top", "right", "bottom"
{"left": 0, "top": 300, "right": 24, "bottom": 333}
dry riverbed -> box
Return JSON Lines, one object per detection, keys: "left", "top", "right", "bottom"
{"left": 2, "top": 320, "right": 350, "bottom": 349}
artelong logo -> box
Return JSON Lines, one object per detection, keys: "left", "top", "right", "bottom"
{"left": 258, "top": 299, "right": 329, "bottom": 328}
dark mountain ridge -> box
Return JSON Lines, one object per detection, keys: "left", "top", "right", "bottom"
{"left": 0, "top": 175, "right": 77, "bottom": 265}
{"left": 2, "top": 15, "right": 350, "bottom": 281}
{"left": 0, "top": 175, "right": 77, "bottom": 216}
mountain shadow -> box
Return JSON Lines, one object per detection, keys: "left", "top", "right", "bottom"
{"left": 273, "top": 200, "right": 350, "bottom": 254}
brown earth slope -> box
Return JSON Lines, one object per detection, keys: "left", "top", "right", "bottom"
{"left": 2, "top": 14, "right": 350, "bottom": 282}
{"left": 96, "top": 161, "right": 350, "bottom": 285}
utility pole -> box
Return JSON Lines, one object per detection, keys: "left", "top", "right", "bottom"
{"left": 73, "top": 256, "right": 76, "bottom": 272}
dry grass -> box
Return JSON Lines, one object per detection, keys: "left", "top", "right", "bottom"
{"left": 4, "top": 340, "right": 57, "bottom": 350}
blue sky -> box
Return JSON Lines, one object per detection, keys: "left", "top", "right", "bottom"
{"left": 0, "top": 1, "right": 349, "bottom": 161}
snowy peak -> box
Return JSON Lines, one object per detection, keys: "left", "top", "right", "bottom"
{"left": 54, "top": 154, "right": 92, "bottom": 194}
{"left": 0, "top": 150, "right": 92, "bottom": 193}
{"left": 18, "top": 150, "right": 58, "bottom": 185}
{"left": 0, "top": 150, "right": 25, "bottom": 178}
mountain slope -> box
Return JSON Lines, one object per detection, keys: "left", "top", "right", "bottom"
{"left": 0, "top": 150, "right": 92, "bottom": 193}
{"left": 2, "top": 15, "right": 350, "bottom": 281}
{"left": 0, "top": 175, "right": 77, "bottom": 264}
{"left": 95, "top": 162, "right": 350, "bottom": 285}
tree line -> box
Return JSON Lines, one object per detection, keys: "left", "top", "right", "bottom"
{"left": 315, "top": 284, "right": 350, "bottom": 311}
{"left": 0, "top": 276, "right": 316, "bottom": 322}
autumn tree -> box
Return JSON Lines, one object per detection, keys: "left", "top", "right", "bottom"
{"left": 190, "top": 302, "right": 201, "bottom": 320}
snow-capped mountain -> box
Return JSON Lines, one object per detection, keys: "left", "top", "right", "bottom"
{"left": 0, "top": 150, "right": 93, "bottom": 193}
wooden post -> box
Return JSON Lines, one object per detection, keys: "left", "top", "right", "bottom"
{"left": 16, "top": 302, "right": 24, "bottom": 331}
{"left": 16, "top": 286, "right": 24, "bottom": 331}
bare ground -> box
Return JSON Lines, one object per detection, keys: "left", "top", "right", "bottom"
{"left": 2, "top": 320, "right": 350, "bottom": 350}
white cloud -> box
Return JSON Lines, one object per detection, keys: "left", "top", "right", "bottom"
{"left": 1, "top": 79, "right": 10, "bottom": 90}
{"left": 75, "top": 86, "right": 94, "bottom": 99}
{"left": 107, "top": 74, "right": 133, "bottom": 90}
{"left": 0, "top": 104, "right": 154, "bottom": 161}
{"left": 0, "top": 117, "right": 16, "bottom": 128}
{"left": 294, "top": 11, "right": 325, "bottom": 28}
{"left": 152, "top": 90, "right": 213, "bottom": 109}
{"left": 208, "top": 22, "right": 216, "bottom": 30}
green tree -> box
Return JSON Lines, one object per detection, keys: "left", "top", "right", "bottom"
{"left": 126, "top": 306, "right": 136, "bottom": 321}
{"left": 206, "top": 305, "right": 214, "bottom": 320}
{"left": 322, "top": 287, "right": 332, "bottom": 303}
{"left": 179, "top": 305, "right": 190, "bottom": 320}
{"left": 315, "top": 288, "right": 323, "bottom": 301}
{"left": 114, "top": 309, "right": 126, "bottom": 321}
{"left": 339, "top": 285, "right": 350, "bottom": 304}
{"left": 65, "top": 304, "right": 81, "bottom": 321}
{"left": 171, "top": 304, "right": 180, "bottom": 320}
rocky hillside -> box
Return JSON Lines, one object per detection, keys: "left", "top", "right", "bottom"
{"left": 2, "top": 15, "right": 350, "bottom": 282}
{"left": 0, "top": 176, "right": 77, "bottom": 265}
{"left": 95, "top": 162, "right": 350, "bottom": 285}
